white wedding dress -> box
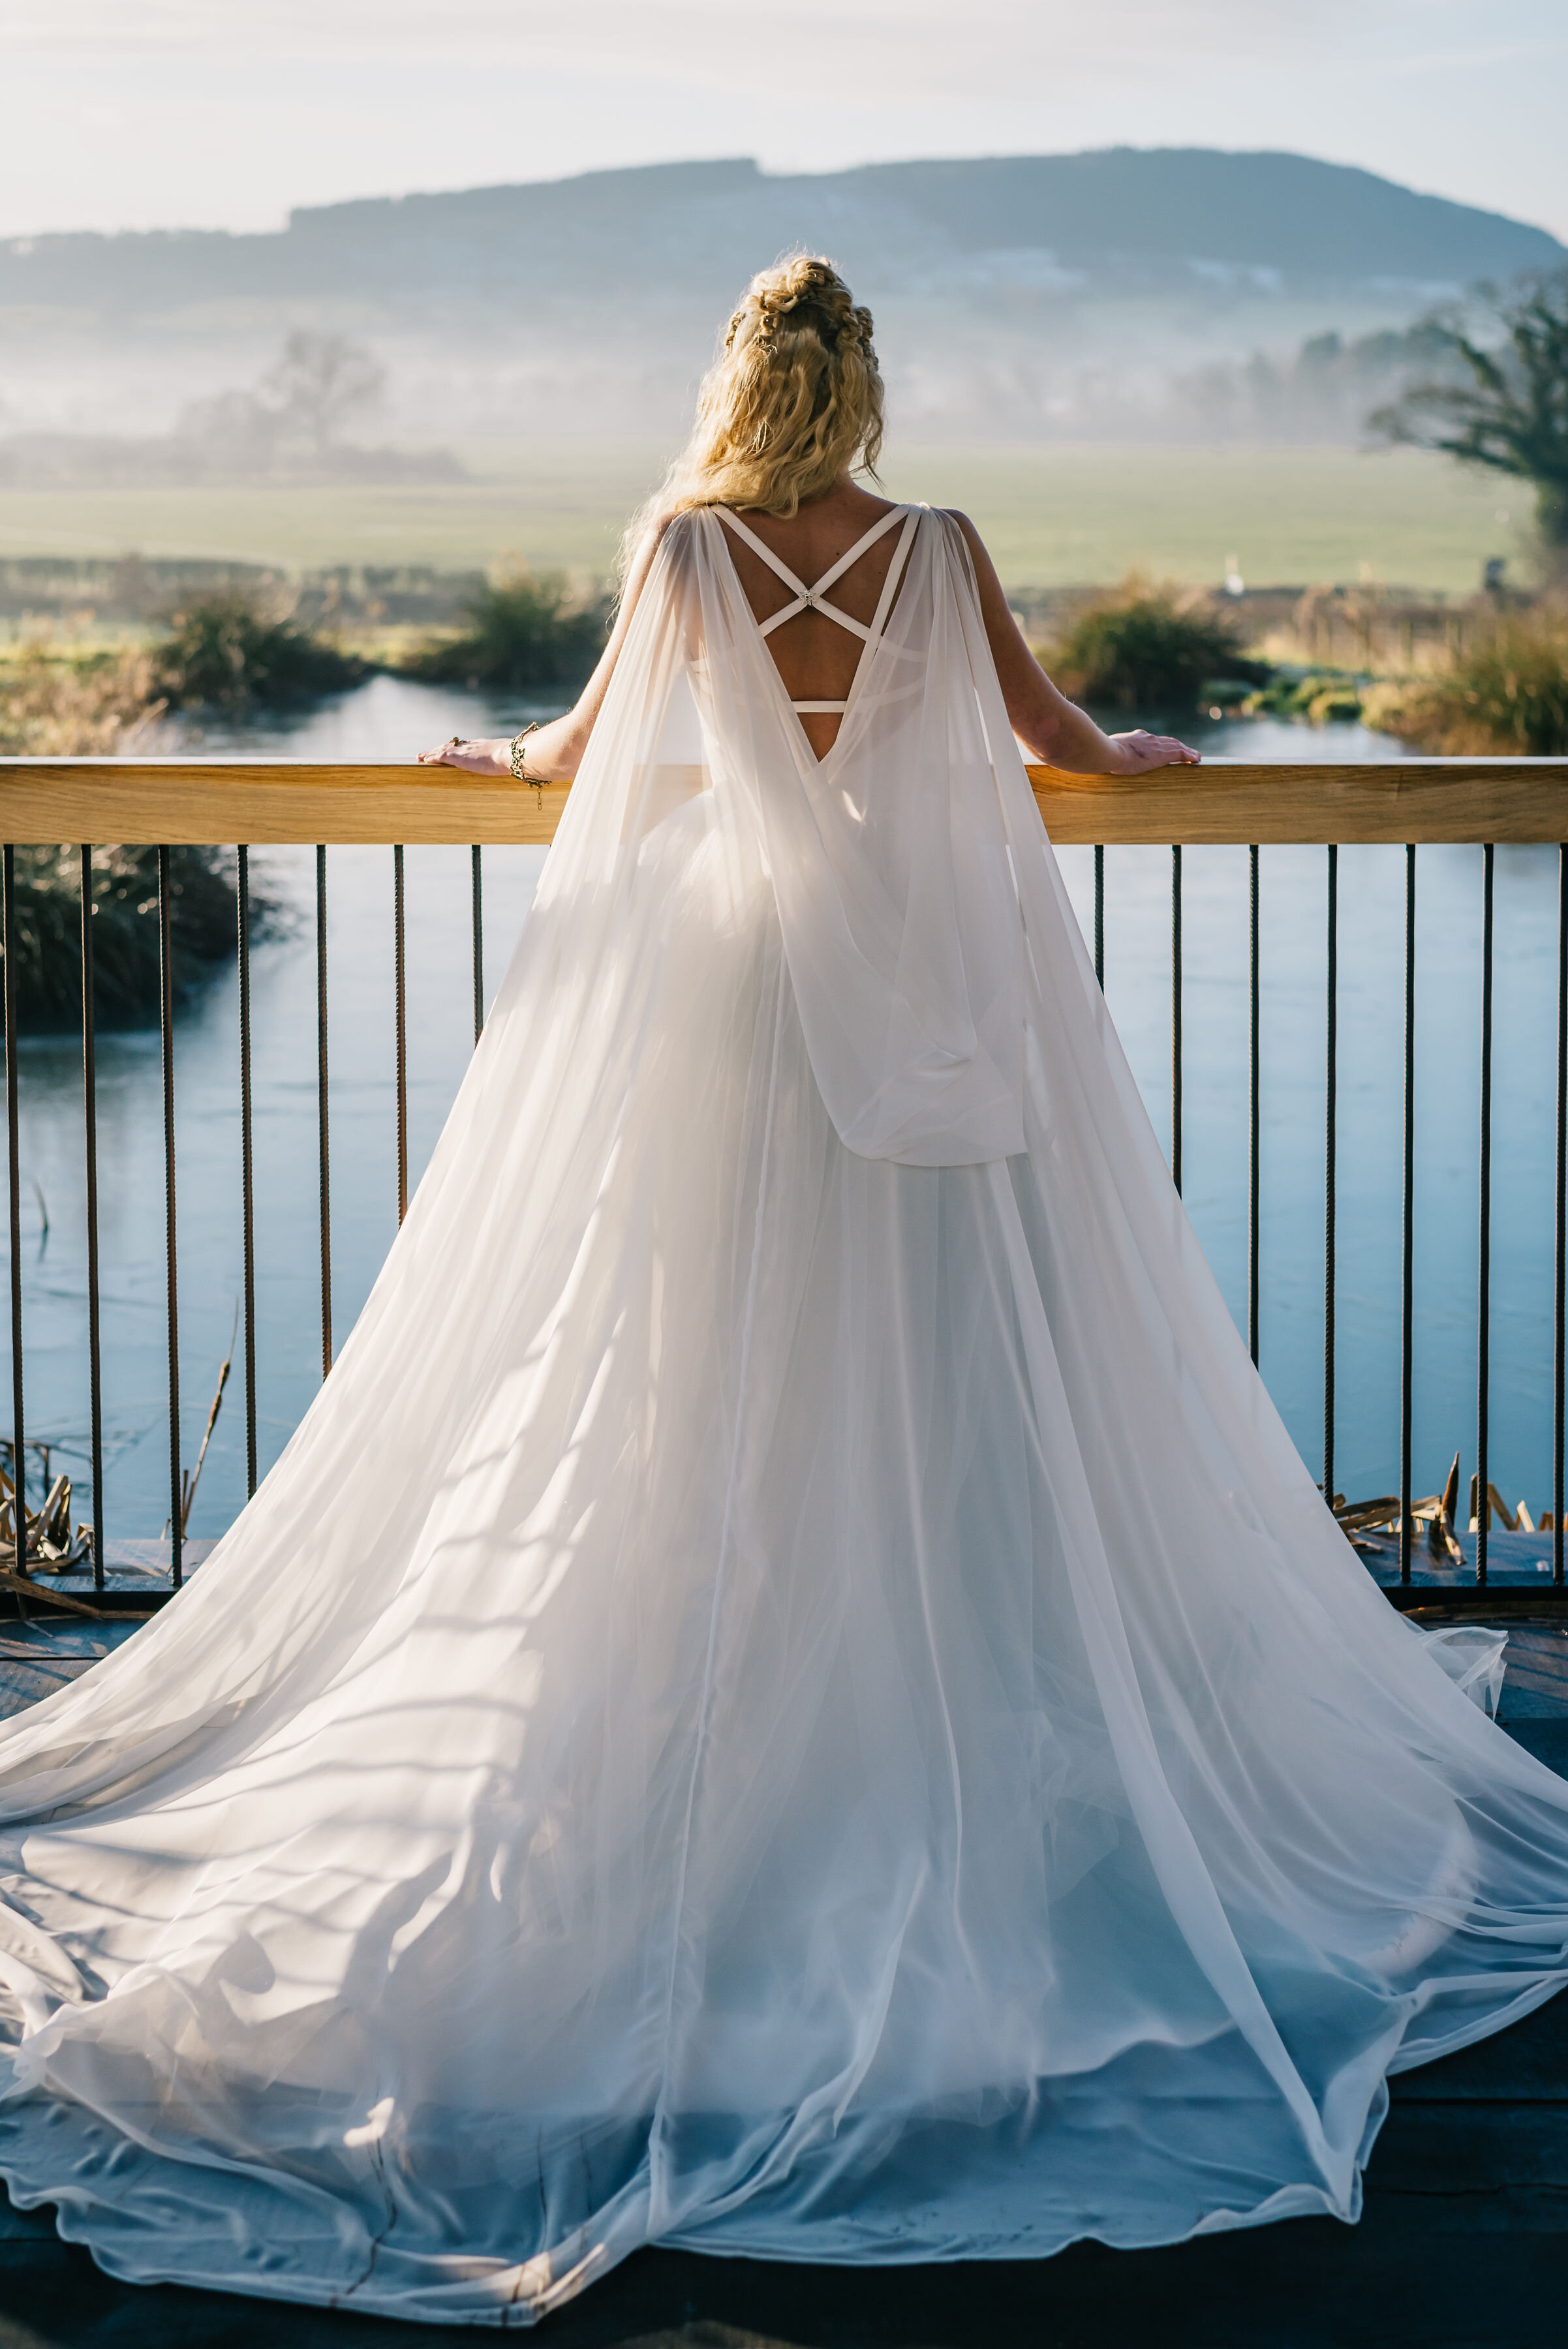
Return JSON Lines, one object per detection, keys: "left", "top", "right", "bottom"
{"left": 0, "top": 505, "right": 1564, "bottom": 2326}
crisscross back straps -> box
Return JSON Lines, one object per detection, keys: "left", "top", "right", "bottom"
{"left": 718, "top": 505, "right": 921, "bottom": 712}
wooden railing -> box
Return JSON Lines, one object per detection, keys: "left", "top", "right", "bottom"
{"left": 1, "top": 756, "right": 1567, "bottom": 845}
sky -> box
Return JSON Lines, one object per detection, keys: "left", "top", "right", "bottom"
{"left": 1, "top": 0, "right": 1564, "bottom": 244}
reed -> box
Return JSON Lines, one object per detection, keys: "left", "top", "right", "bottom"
{"left": 0, "top": 640, "right": 163, "bottom": 758}
{"left": 1363, "top": 607, "right": 1568, "bottom": 756}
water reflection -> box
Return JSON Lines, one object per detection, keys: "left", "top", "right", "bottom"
{"left": 164, "top": 672, "right": 568, "bottom": 761}
{"left": 12, "top": 676, "right": 1526, "bottom": 1546}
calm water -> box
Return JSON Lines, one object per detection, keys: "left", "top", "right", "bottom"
{"left": 7, "top": 678, "right": 1550, "bottom": 1543}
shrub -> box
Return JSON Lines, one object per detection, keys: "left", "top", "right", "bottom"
{"left": 152, "top": 587, "right": 361, "bottom": 709}
{"left": 1363, "top": 610, "right": 1568, "bottom": 755}
{"left": 1246, "top": 669, "right": 1367, "bottom": 723}
{"left": 0, "top": 845, "right": 273, "bottom": 1031}
{"left": 410, "top": 568, "right": 610, "bottom": 690}
{"left": 1045, "top": 577, "right": 1267, "bottom": 712}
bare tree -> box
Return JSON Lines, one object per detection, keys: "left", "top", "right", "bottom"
{"left": 262, "top": 331, "right": 386, "bottom": 458}
{"left": 1370, "top": 272, "right": 1568, "bottom": 550}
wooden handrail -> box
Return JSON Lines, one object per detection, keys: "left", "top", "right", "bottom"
{"left": 2, "top": 758, "right": 1567, "bottom": 846}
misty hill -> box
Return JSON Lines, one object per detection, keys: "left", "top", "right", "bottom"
{"left": 3, "top": 150, "right": 1560, "bottom": 322}
{"left": 3, "top": 151, "right": 1561, "bottom": 454}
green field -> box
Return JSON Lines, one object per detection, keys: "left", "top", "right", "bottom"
{"left": 887, "top": 445, "right": 1518, "bottom": 597}
{"left": 0, "top": 441, "right": 1523, "bottom": 596}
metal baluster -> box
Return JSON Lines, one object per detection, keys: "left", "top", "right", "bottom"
{"left": 1556, "top": 842, "right": 1566, "bottom": 1586}
{"left": 1323, "top": 844, "right": 1338, "bottom": 1509}
{"left": 316, "top": 847, "right": 332, "bottom": 1379}
{"left": 1248, "top": 842, "right": 1261, "bottom": 1367}
{"left": 158, "top": 846, "right": 182, "bottom": 1590}
{"left": 3, "top": 847, "right": 23, "bottom": 1580}
{"left": 80, "top": 848, "right": 104, "bottom": 1585}
{"left": 1399, "top": 843, "right": 1416, "bottom": 1586}
{"left": 1171, "top": 845, "right": 1183, "bottom": 1193}
{"left": 238, "top": 846, "right": 257, "bottom": 1497}
{"left": 1093, "top": 844, "right": 1105, "bottom": 990}
{"left": 472, "top": 844, "right": 485, "bottom": 1045}
{"left": 1477, "top": 842, "right": 1494, "bottom": 1588}
{"left": 394, "top": 846, "right": 408, "bottom": 1225}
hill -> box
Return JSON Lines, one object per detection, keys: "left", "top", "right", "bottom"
{"left": 3, "top": 150, "right": 1560, "bottom": 321}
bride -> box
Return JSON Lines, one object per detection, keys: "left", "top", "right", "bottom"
{"left": 0, "top": 256, "right": 1563, "bottom": 2327}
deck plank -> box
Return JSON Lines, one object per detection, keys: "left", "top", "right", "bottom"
{"left": 0, "top": 2213, "right": 1565, "bottom": 2348}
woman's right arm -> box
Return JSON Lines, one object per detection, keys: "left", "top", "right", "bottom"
{"left": 418, "top": 519, "right": 673, "bottom": 778}
{"left": 945, "top": 512, "right": 1200, "bottom": 775}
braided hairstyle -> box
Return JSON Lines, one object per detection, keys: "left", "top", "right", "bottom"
{"left": 652, "top": 256, "right": 885, "bottom": 530}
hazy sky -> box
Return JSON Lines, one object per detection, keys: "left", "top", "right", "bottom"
{"left": 2, "top": 0, "right": 1564, "bottom": 243}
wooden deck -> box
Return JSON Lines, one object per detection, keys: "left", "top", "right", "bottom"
{"left": 0, "top": 1622, "right": 1562, "bottom": 2348}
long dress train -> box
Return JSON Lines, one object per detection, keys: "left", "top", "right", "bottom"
{"left": 0, "top": 506, "right": 1563, "bottom": 2326}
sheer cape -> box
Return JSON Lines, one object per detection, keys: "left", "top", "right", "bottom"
{"left": 0, "top": 507, "right": 1561, "bottom": 2324}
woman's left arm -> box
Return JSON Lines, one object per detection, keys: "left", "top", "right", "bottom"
{"left": 418, "top": 519, "right": 672, "bottom": 778}
{"left": 945, "top": 511, "right": 1199, "bottom": 775}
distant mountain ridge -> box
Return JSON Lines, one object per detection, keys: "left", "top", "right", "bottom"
{"left": 3, "top": 149, "right": 1561, "bottom": 320}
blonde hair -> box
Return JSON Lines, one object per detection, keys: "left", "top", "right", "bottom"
{"left": 630, "top": 257, "right": 884, "bottom": 563}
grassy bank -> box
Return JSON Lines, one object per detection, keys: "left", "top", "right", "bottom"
{"left": 0, "top": 442, "right": 1522, "bottom": 598}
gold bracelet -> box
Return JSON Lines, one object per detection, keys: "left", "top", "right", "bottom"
{"left": 509, "top": 722, "right": 541, "bottom": 782}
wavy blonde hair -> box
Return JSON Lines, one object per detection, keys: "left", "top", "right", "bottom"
{"left": 629, "top": 257, "right": 884, "bottom": 562}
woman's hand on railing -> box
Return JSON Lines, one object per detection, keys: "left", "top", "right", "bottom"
{"left": 417, "top": 736, "right": 514, "bottom": 773}
{"left": 1104, "top": 731, "right": 1202, "bottom": 773}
